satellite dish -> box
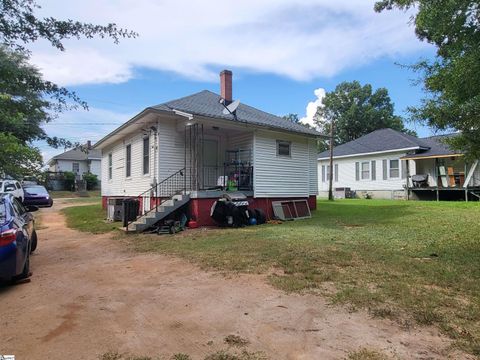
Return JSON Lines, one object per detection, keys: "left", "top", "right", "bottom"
{"left": 222, "top": 99, "right": 240, "bottom": 115}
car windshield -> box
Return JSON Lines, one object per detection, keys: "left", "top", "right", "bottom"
{"left": 25, "top": 186, "right": 48, "bottom": 195}
{"left": 0, "top": 199, "right": 7, "bottom": 224}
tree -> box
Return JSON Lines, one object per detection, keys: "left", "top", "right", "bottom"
{"left": 375, "top": 0, "right": 480, "bottom": 159}
{"left": 283, "top": 113, "right": 300, "bottom": 123}
{"left": 315, "top": 81, "right": 415, "bottom": 145}
{"left": 0, "top": 0, "right": 136, "bottom": 177}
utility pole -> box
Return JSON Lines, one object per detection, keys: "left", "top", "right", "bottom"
{"left": 328, "top": 118, "right": 334, "bottom": 201}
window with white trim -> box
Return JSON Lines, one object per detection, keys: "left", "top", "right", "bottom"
{"left": 361, "top": 161, "right": 370, "bottom": 180}
{"left": 389, "top": 159, "right": 400, "bottom": 178}
{"left": 125, "top": 144, "right": 131, "bottom": 177}
{"left": 72, "top": 162, "right": 80, "bottom": 173}
{"left": 276, "top": 140, "right": 291, "bottom": 157}
{"left": 143, "top": 137, "right": 150, "bottom": 175}
{"left": 108, "top": 153, "right": 112, "bottom": 180}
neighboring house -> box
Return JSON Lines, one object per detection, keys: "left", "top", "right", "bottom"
{"left": 48, "top": 141, "right": 102, "bottom": 178}
{"left": 94, "top": 70, "right": 321, "bottom": 229}
{"left": 318, "top": 128, "right": 480, "bottom": 201}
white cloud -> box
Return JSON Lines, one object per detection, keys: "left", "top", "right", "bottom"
{"left": 27, "top": 0, "right": 427, "bottom": 86}
{"left": 37, "top": 107, "right": 133, "bottom": 164}
{"left": 300, "top": 88, "right": 326, "bottom": 127}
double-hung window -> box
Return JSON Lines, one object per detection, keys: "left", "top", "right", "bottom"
{"left": 108, "top": 153, "right": 113, "bottom": 180}
{"left": 143, "top": 137, "right": 150, "bottom": 175}
{"left": 361, "top": 161, "right": 370, "bottom": 180}
{"left": 389, "top": 159, "right": 400, "bottom": 178}
{"left": 125, "top": 144, "right": 132, "bottom": 178}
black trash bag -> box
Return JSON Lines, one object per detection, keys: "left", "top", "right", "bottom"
{"left": 254, "top": 208, "right": 266, "bottom": 225}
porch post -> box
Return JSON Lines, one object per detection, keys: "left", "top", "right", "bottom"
{"left": 435, "top": 158, "right": 439, "bottom": 202}
{"left": 406, "top": 159, "right": 410, "bottom": 201}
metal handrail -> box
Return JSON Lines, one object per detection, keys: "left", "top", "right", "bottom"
{"left": 125, "top": 168, "right": 186, "bottom": 230}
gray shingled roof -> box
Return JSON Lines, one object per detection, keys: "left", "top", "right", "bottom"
{"left": 318, "top": 128, "right": 459, "bottom": 159}
{"left": 50, "top": 147, "right": 101, "bottom": 163}
{"left": 404, "top": 134, "right": 460, "bottom": 158}
{"left": 151, "top": 90, "right": 320, "bottom": 136}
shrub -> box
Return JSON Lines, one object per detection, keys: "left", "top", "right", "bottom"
{"left": 83, "top": 172, "right": 98, "bottom": 190}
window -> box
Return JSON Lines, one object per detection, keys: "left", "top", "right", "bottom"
{"left": 108, "top": 153, "right": 113, "bottom": 180}
{"left": 0, "top": 199, "right": 6, "bottom": 223}
{"left": 371, "top": 161, "right": 376, "bottom": 181}
{"left": 125, "top": 144, "right": 131, "bottom": 177}
{"left": 4, "top": 183, "right": 16, "bottom": 192}
{"left": 389, "top": 159, "right": 400, "bottom": 178}
{"left": 323, "top": 164, "right": 339, "bottom": 182}
{"left": 72, "top": 162, "right": 80, "bottom": 173}
{"left": 12, "top": 198, "right": 26, "bottom": 216}
{"left": 15, "top": 182, "right": 21, "bottom": 189}
{"left": 276, "top": 140, "right": 291, "bottom": 157}
{"left": 361, "top": 161, "right": 370, "bottom": 180}
{"left": 143, "top": 137, "right": 150, "bottom": 175}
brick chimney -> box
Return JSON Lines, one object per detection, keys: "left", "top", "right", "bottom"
{"left": 220, "top": 70, "right": 232, "bottom": 104}
{"left": 87, "top": 140, "right": 92, "bottom": 149}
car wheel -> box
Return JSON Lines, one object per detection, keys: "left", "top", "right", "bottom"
{"left": 18, "top": 252, "right": 30, "bottom": 280}
{"left": 31, "top": 230, "right": 38, "bottom": 253}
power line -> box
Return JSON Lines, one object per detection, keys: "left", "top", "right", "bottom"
{"left": 44, "top": 122, "right": 122, "bottom": 125}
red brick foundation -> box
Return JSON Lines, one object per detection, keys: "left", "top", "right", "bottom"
{"left": 102, "top": 195, "right": 317, "bottom": 227}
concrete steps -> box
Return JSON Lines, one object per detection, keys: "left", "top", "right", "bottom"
{"left": 124, "top": 194, "right": 190, "bottom": 233}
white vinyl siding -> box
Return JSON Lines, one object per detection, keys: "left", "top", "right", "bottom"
{"left": 318, "top": 150, "right": 409, "bottom": 193}
{"left": 254, "top": 130, "right": 311, "bottom": 198}
{"left": 101, "top": 131, "right": 155, "bottom": 197}
{"left": 88, "top": 159, "right": 102, "bottom": 177}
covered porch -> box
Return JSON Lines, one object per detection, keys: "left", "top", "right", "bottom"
{"left": 404, "top": 154, "right": 480, "bottom": 201}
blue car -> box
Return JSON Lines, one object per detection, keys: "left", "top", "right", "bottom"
{"left": 23, "top": 185, "right": 53, "bottom": 208}
{"left": 0, "top": 193, "right": 38, "bottom": 282}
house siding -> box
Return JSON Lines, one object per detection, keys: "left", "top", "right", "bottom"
{"left": 88, "top": 160, "right": 102, "bottom": 177}
{"left": 253, "top": 130, "right": 311, "bottom": 198}
{"left": 55, "top": 159, "right": 89, "bottom": 175}
{"left": 318, "top": 151, "right": 409, "bottom": 198}
{"left": 101, "top": 132, "right": 155, "bottom": 197}
{"left": 158, "top": 118, "right": 185, "bottom": 181}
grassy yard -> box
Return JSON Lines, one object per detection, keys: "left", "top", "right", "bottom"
{"left": 50, "top": 190, "right": 101, "bottom": 199}
{"left": 64, "top": 199, "right": 480, "bottom": 356}
{"left": 62, "top": 203, "right": 119, "bottom": 234}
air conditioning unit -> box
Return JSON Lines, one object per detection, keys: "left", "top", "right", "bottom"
{"left": 107, "top": 198, "right": 124, "bottom": 222}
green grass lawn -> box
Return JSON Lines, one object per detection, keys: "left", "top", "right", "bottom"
{"left": 64, "top": 199, "right": 480, "bottom": 356}
{"left": 50, "top": 190, "right": 101, "bottom": 199}
{"left": 62, "top": 203, "right": 119, "bottom": 234}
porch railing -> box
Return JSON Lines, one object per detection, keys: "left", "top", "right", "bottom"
{"left": 200, "top": 165, "right": 253, "bottom": 191}
{"left": 124, "top": 168, "right": 186, "bottom": 230}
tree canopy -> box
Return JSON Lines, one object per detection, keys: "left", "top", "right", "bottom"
{"left": 375, "top": 0, "right": 480, "bottom": 159}
{"left": 315, "top": 81, "right": 414, "bottom": 145}
{"left": 0, "top": 0, "right": 136, "bottom": 177}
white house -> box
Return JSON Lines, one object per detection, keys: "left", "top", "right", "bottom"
{"left": 94, "top": 70, "right": 321, "bottom": 229}
{"left": 318, "top": 128, "right": 480, "bottom": 201}
{"left": 48, "top": 141, "right": 102, "bottom": 178}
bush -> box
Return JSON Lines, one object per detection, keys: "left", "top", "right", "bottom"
{"left": 83, "top": 172, "right": 98, "bottom": 190}
{"left": 63, "top": 171, "right": 75, "bottom": 191}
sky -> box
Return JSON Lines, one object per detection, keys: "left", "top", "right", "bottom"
{"left": 30, "top": 0, "right": 437, "bottom": 162}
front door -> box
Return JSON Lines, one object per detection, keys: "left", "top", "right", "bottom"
{"left": 203, "top": 139, "right": 218, "bottom": 188}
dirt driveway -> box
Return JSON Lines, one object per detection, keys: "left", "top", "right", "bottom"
{"left": 0, "top": 201, "right": 457, "bottom": 359}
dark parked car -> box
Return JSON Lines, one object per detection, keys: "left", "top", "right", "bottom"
{"left": 23, "top": 185, "right": 53, "bottom": 208}
{"left": 0, "top": 193, "right": 38, "bottom": 282}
